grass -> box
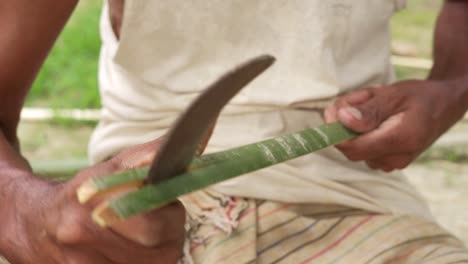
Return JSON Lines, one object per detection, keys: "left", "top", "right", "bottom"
{"left": 419, "top": 148, "right": 468, "bottom": 164}
{"left": 25, "top": 0, "right": 102, "bottom": 109}
{"left": 391, "top": 0, "right": 441, "bottom": 80}
{"left": 391, "top": 0, "right": 441, "bottom": 58}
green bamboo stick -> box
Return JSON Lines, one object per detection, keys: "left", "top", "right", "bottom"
{"left": 32, "top": 159, "right": 89, "bottom": 180}
{"left": 77, "top": 142, "right": 247, "bottom": 203}
{"left": 88, "top": 122, "right": 357, "bottom": 226}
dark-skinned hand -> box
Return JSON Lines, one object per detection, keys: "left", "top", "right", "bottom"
{"left": 324, "top": 80, "right": 467, "bottom": 172}
{"left": 0, "top": 137, "right": 185, "bottom": 264}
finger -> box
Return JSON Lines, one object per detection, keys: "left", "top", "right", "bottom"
{"left": 95, "top": 220, "right": 184, "bottom": 264}
{"left": 111, "top": 136, "right": 166, "bottom": 170}
{"left": 336, "top": 113, "right": 407, "bottom": 160}
{"left": 337, "top": 107, "right": 364, "bottom": 131}
{"left": 340, "top": 89, "right": 374, "bottom": 105}
{"left": 324, "top": 92, "right": 357, "bottom": 123}
{"left": 76, "top": 181, "right": 185, "bottom": 248}
{"left": 365, "top": 160, "right": 379, "bottom": 170}
{"left": 110, "top": 201, "right": 185, "bottom": 247}
{"left": 366, "top": 154, "right": 414, "bottom": 172}
{"left": 63, "top": 247, "right": 113, "bottom": 264}
{"left": 54, "top": 182, "right": 180, "bottom": 245}
{"left": 324, "top": 89, "right": 373, "bottom": 125}
{"left": 70, "top": 137, "right": 166, "bottom": 188}
{"left": 337, "top": 88, "right": 404, "bottom": 133}
{"left": 324, "top": 103, "right": 338, "bottom": 123}
{"left": 97, "top": 231, "right": 184, "bottom": 264}
{"left": 56, "top": 203, "right": 184, "bottom": 264}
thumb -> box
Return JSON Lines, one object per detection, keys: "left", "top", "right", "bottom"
{"left": 337, "top": 95, "right": 397, "bottom": 133}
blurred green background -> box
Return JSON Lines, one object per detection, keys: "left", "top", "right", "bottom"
{"left": 25, "top": 0, "right": 102, "bottom": 109}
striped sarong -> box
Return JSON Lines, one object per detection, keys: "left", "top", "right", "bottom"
{"left": 180, "top": 191, "right": 468, "bottom": 264}
{"left": 2, "top": 191, "right": 466, "bottom": 264}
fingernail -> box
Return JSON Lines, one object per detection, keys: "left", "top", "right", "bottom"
{"left": 339, "top": 107, "right": 362, "bottom": 121}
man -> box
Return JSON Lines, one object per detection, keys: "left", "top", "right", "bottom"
{"left": 1, "top": 0, "right": 467, "bottom": 263}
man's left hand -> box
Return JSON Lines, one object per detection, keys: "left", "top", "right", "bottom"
{"left": 324, "top": 80, "right": 466, "bottom": 172}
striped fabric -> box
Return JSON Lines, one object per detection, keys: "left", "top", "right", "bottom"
{"left": 1, "top": 191, "right": 466, "bottom": 264}
{"left": 180, "top": 191, "right": 468, "bottom": 264}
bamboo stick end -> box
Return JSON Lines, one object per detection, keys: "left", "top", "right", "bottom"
{"left": 77, "top": 180, "right": 98, "bottom": 204}
{"left": 92, "top": 202, "right": 122, "bottom": 227}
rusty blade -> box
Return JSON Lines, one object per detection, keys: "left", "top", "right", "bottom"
{"left": 147, "top": 54, "right": 275, "bottom": 184}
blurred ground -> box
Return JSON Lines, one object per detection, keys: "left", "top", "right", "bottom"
{"left": 19, "top": 0, "right": 468, "bottom": 246}
{"left": 406, "top": 161, "right": 468, "bottom": 245}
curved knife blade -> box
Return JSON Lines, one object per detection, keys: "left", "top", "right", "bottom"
{"left": 147, "top": 54, "right": 276, "bottom": 184}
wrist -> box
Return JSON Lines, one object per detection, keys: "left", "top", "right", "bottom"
{"left": 0, "top": 131, "right": 32, "bottom": 173}
{"left": 448, "top": 75, "right": 468, "bottom": 116}
{"left": 0, "top": 167, "right": 33, "bottom": 213}
{"left": 0, "top": 169, "right": 54, "bottom": 255}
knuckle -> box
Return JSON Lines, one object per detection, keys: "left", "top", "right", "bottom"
{"left": 409, "top": 97, "right": 426, "bottom": 110}
{"left": 165, "top": 246, "right": 184, "bottom": 263}
{"left": 369, "top": 108, "right": 383, "bottom": 128}
{"left": 73, "top": 168, "right": 96, "bottom": 184}
{"left": 335, "top": 98, "right": 350, "bottom": 110}
{"left": 56, "top": 210, "right": 90, "bottom": 245}
{"left": 324, "top": 105, "right": 337, "bottom": 122}
{"left": 113, "top": 203, "right": 186, "bottom": 247}
{"left": 146, "top": 204, "right": 185, "bottom": 245}
{"left": 152, "top": 243, "right": 184, "bottom": 263}
{"left": 347, "top": 154, "right": 363, "bottom": 162}
{"left": 381, "top": 133, "right": 401, "bottom": 149}
{"left": 357, "top": 108, "right": 380, "bottom": 131}
{"left": 109, "top": 145, "right": 157, "bottom": 171}
{"left": 382, "top": 167, "right": 394, "bottom": 173}
{"left": 366, "top": 161, "right": 380, "bottom": 170}
{"left": 404, "top": 134, "right": 424, "bottom": 152}
{"left": 394, "top": 158, "right": 411, "bottom": 169}
{"left": 57, "top": 222, "right": 87, "bottom": 245}
{"left": 335, "top": 142, "right": 350, "bottom": 150}
{"left": 336, "top": 140, "right": 357, "bottom": 152}
{"left": 65, "top": 256, "right": 94, "bottom": 264}
{"left": 395, "top": 163, "right": 408, "bottom": 170}
{"left": 106, "top": 157, "right": 124, "bottom": 172}
{"left": 381, "top": 155, "right": 412, "bottom": 171}
{"left": 336, "top": 144, "right": 366, "bottom": 161}
{"left": 342, "top": 151, "right": 363, "bottom": 161}
{"left": 65, "top": 257, "right": 80, "bottom": 264}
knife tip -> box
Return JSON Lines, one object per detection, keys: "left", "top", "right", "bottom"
{"left": 258, "top": 54, "right": 276, "bottom": 64}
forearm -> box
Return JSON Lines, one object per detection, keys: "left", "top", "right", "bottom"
{"left": 0, "top": 132, "right": 51, "bottom": 256}
{"left": 0, "top": 0, "right": 78, "bottom": 144}
{"left": 428, "top": 0, "right": 468, "bottom": 115}
{"left": 0, "top": 131, "right": 43, "bottom": 218}
{"left": 0, "top": 0, "right": 77, "bottom": 169}
{"left": 451, "top": 75, "right": 468, "bottom": 115}
{"left": 0, "top": 0, "right": 77, "bottom": 227}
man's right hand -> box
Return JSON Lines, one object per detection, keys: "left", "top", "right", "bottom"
{"left": 0, "top": 138, "right": 186, "bottom": 264}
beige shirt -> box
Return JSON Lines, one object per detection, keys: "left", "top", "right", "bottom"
{"left": 89, "top": 0, "right": 433, "bottom": 220}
